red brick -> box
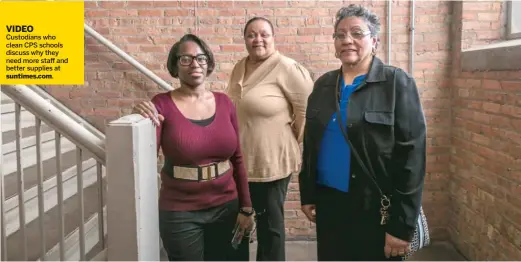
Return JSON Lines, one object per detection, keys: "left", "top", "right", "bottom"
{"left": 85, "top": 10, "right": 109, "bottom": 17}
{"left": 137, "top": 9, "right": 163, "bottom": 16}
{"left": 448, "top": 1, "right": 521, "bottom": 259}
{"left": 96, "top": 91, "right": 121, "bottom": 99}
{"left": 301, "top": 8, "right": 329, "bottom": 16}
{"left": 207, "top": 1, "right": 233, "bottom": 8}
{"left": 99, "top": 1, "right": 125, "bottom": 8}
{"left": 93, "top": 108, "right": 120, "bottom": 117}
{"left": 152, "top": 1, "right": 178, "bottom": 7}
{"left": 482, "top": 79, "right": 501, "bottom": 90}
{"left": 165, "top": 9, "right": 193, "bottom": 16}
{"left": 235, "top": 1, "right": 260, "bottom": 8}
{"left": 126, "top": 1, "right": 153, "bottom": 8}
{"left": 275, "top": 8, "right": 301, "bottom": 16}
{"left": 84, "top": 1, "right": 97, "bottom": 8}
{"left": 220, "top": 45, "right": 243, "bottom": 52}
{"left": 246, "top": 8, "right": 274, "bottom": 16}
{"left": 262, "top": 1, "right": 288, "bottom": 8}
{"left": 477, "top": 12, "right": 500, "bottom": 21}
{"left": 218, "top": 9, "right": 246, "bottom": 16}
{"left": 501, "top": 81, "right": 521, "bottom": 92}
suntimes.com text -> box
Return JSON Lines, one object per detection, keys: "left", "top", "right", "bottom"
{"left": 6, "top": 73, "right": 53, "bottom": 79}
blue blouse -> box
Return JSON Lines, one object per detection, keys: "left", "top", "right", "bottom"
{"left": 316, "top": 74, "right": 367, "bottom": 192}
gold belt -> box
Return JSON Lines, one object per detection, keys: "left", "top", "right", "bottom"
{"left": 169, "top": 160, "right": 231, "bottom": 181}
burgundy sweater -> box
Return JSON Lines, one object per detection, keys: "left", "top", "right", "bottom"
{"left": 152, "top": 91, "right": 252, "bottom": 211}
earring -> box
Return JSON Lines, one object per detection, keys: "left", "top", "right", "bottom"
{"left": 335, "top": 52, "right": 339, "bottom": 58}
{"left": 371, "top": 48, "right": 376, "bottom": 56}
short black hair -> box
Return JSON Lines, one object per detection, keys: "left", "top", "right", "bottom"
{"left": 243, "top": 17, "right": 275, "bottom": 37}
{"left": 166, "top": 34, "right": 215, "bottom": 78}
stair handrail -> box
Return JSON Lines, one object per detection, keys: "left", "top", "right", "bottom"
{"left": 1, "top": 84, "right": 106, "bottom": 164}
{"left": 26, "top": 84, "right": 105, "bottom": 140}
{"left": 84, "top": 23, "right": 173, "bottom": 91}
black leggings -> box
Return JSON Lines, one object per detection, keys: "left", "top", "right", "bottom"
{"left": 159, "top": 198, "right": 239, "bottom": 261}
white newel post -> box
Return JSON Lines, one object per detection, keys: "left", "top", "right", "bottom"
{"left": 106, "top": 114, "right": 160, "bottom": 261}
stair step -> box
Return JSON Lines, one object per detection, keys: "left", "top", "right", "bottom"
{"left": 6, "top": 178, "right": 107, "bottom": 261}
{"left": 3, "top": 145, "right": 93, "bottom": 200}
{"left": 2, "top": 125, "right": 54, "bottom": 147}
{"left": 44, "top": 206, "right": 107, "bottom": 261}
{"left": 1, "top": 103, "right": 25, "bottom": 114}
{"left": 1, "top": 99, "right": 52, "bottom": 134}
{"left": 2, "top": 131, "right": 55, "bottom": 156}
{"left": 1, "top": 108, "right": 39, "bottom": 133}
{"left": 4, "top": 158, "right": 104, "bottom": 237}
{"left": 2, "top": 135, "right": 76, "bottom": 177}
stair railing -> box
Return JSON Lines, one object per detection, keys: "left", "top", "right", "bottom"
{"left": 1, "top": 84, "right": 107, "bottom": 261}
{"left": 2, "top": 85, "right": 105, "bottom": 162}
{"left": 25, "top": 84, "right": 105, "bottom": 140}
{"left": 0, "top": 22, "right": 169, "bottom": 262}
{"left": 84, "top": 24, "right": 173, "bottom": 91}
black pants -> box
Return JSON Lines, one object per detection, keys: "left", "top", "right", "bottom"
{"left": 159, "top": 198, "right": 239, "bottom": 261}
{"left": 231, "top": 175, "right": 291, "bottom": 261}
{"left": 315, "top": 185, "right": 404, "bottom": 261}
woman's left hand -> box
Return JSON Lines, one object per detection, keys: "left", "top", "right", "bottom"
{"left": 384, "top": 233, "right": 411, "bottom": 258}
{"left": 236, "top": 208, "right": 255, "bottom": 231}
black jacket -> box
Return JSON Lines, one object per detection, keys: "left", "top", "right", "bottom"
{"left": 298, "top": 56, "right": 427, "bottom": 242}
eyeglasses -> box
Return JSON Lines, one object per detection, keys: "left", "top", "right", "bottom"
{"left": 178, "top": 54, "right": 209, "bottom": 66}
{"left": 333, "top": 30, "right": 371, "bottom": 41}
{"left": 245, "top": 32, "right": 272, "bottom": 39}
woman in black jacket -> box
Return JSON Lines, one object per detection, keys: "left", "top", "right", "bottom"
{"left": 298, "top": 4, "right": 427, "bottom": 261}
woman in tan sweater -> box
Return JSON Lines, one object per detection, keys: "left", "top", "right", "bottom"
{"left": 226, "top": 17, "right": 314, "bottom": 261}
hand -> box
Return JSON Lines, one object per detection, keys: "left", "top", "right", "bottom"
{"left": 132, "top": 101, "right": 164, "bottom": 126}
{"left": 236, "top": 208, "right": 255, "bottom": 231}
{"left": 301, "top": 204, "right": 316, "bottom": 223}
{"left": 384, "top": 233, "right": 411, "bottom": 258}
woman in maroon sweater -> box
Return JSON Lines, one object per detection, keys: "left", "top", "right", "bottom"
{"left": 133, "top": 34, "right": 254, "bottom": 261}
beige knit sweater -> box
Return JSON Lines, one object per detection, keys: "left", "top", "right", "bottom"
{"left": 226, "top": 51, "right": 314, "bottom": 182}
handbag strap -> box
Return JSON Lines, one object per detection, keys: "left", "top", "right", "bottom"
{"left": 333, "top": 73, "right": 390, "bottom": 204}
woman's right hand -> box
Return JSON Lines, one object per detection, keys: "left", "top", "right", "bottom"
{"left": 132, "top": 101, "right": 164, "bottom": 126}
{"left": 237, "top": 213, "right": 255, "bottom": 231}
{"left": 301, "top": 204, "right": 316, "bottom": 223}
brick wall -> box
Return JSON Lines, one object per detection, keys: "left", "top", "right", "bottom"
{"left": 449, "top": 2, "right": 521, "bottom": 260}
{"left": 43, "top": 0, "right": 453, "bottom": 241}
{"left": 460, "top": 1, "right": 505, "bottom": 49}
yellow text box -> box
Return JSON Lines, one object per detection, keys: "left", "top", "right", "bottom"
{"left": 0, "top": 1, "right": 84, "bottom": 85}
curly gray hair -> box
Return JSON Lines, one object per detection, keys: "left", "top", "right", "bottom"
{"left": 334, "top": 4, "right": 381, "bottom": 37}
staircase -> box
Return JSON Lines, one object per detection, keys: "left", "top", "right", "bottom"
{"left": 1, "top": 22, "right": 170, "bottom": 261}
{"left": 1, "top": 90, "right": 107, "bottom": 261}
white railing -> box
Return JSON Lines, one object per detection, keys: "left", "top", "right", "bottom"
{"left": 0, "top": 21, "right": 171, "bottom": 261}
{"left": 24, "top": 85, "right": 105, "bottom": 140}
{"left": 84, "top": 24, "right": 173, "bottom": 91}
{"left": 1, "top": 84, "right": 160, "bottom": 261}
{"left": 1, "top": 85, "right": 107, "bottom": 261}
{"left": 2, "top": 85, "right": 105, "bottom": 164}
